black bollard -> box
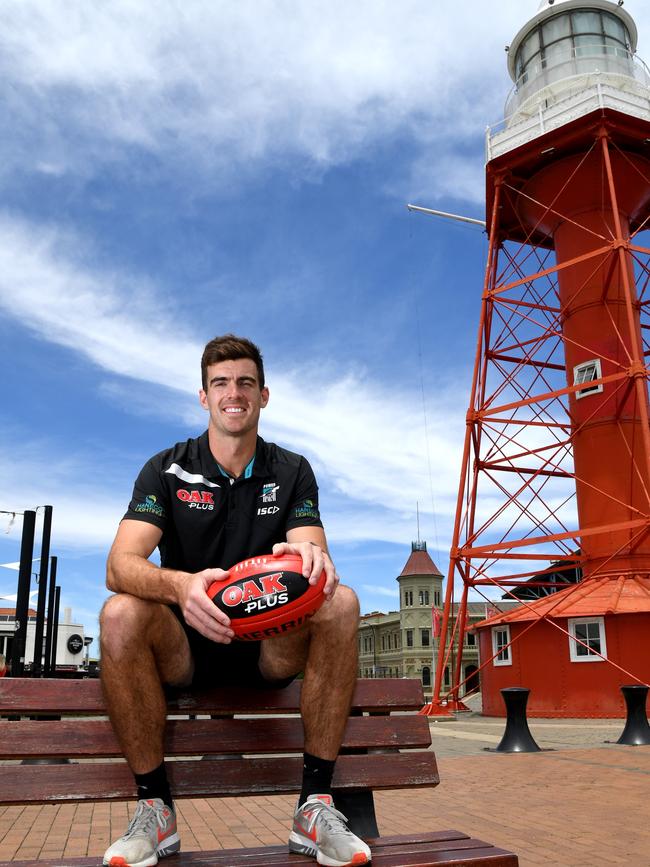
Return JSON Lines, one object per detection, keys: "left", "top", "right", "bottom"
{"left": 616, "top": 685, "right": 650, "bottom": 746}
{"left": 496, "top": 687, "right": 541, "bottom": 753}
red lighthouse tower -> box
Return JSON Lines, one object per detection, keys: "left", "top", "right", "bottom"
{"left": 432, "top": 0, "right": 650, "bottom": 716}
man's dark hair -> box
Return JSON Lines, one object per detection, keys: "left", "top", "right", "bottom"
{"left": 201, "top": 334, "right": 265, "bottom": 390}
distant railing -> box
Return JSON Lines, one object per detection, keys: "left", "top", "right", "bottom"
{"left": 505, "top": 45, "right": 650, "bottom": 120}
{"left": 486, "top": 68, "right": 650, "bottom": 162}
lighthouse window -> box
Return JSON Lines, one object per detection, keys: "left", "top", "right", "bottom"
{"left": 568, "top": 617, "right": 607, "bottom": 662}
{"left": 573, "top": 359, "right": 603, "bottom": 399}
{"left": 514, "top": 10, "right": 632, "bottom": 85}
{"left": 572, "top": 11, "right": 602, "bottom": 35}
{"left": 603, "top": 15, "right": 626, "bottom": 43}
{"left": 492, "top": 625, "right": 512, "bottom": 666}
{"left": 542, "top": 16, "right": 570, "bottom": 45}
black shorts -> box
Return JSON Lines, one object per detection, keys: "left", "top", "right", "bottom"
{"left": 170, "top": 605, "right": 296, "bottom": 689}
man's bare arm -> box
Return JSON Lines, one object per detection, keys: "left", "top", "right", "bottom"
{"left": 106, "top": 519, "right": 235, "bottom": 642}
{"left": 107, "top": 520, "right": 186, "bottom": 602}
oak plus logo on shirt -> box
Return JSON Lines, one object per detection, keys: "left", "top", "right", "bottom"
{"left": 176, "top": 489, "right": 215, "bottom": 510}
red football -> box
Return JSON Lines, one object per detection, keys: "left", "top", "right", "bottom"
{"left": 207, "top": 553, "right": 327, "bottom": 641}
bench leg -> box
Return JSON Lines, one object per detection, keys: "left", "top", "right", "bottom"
{"left": 333, "top": 790, "right": 379, "bottom": 839}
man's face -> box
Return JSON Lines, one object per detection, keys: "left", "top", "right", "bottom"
{"left": 199, "top": 358, "right": 269, "bottom": 439}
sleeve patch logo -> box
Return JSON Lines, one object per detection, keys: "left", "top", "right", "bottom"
{"left": 294, "top": 498, "right": 319, "bottom": 520}
{"left": 134, "top": 494, "right": 165, "bottom": 517}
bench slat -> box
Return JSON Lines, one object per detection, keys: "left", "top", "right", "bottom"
{"left": 0, "top": 677, "right": 424, "bottom": 715}
{"left": 0, "top": 714, "right": 431, "bottom": 758}
{"left": 0, "top": 752, "right": 439, "bottom": 804}
{"left": 0, "top": 831, "right": 518, "bottom": 867}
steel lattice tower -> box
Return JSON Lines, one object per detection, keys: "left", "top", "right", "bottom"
{"left": 428, "top": 0, "right": 650, "bottom": 714}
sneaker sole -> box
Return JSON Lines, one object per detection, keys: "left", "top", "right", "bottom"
{"left": 104, "top": 833, "right": 181, "bottom": 867}
{"left": 289, "top": 831, "right": 370, "bottom": 867}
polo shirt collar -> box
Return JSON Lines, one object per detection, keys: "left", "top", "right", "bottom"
{"left": 197, "top": 431, "right": 270, "bottom": 481}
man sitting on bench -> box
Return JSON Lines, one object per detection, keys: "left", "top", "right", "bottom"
{"left": 100, "top": 334, "right": 370, "bottom": 867}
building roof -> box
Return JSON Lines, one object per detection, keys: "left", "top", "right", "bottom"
{"left": 0, "top": 607, "right": 37, "bottom": 617}
{"left": 473, "top": 575, "right": 650, "bottom": 628}
{"left": 398, "top": 543, "right": 442, "bottom": 578}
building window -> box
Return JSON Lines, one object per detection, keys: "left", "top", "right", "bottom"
{"left": 406, "top": 629, "right": 413, "bottom": 648}
{"left": 444, "top": 666, "right": 450, "bottom": 687}
{"left": 466, "top": 631, "right": 476, "bottom": 647}
{"left": 492, "top": 625, "right": 512, "bottom": 666}
{"left": 421, "top": 628, "right": 430, "bottom": 647}
{"left": 569, "top": 617, "right": 607, "bottom": 662}
{"left": 434, "top": 590, "right": 441, "bottom": 607}
{"left": 574, "top": 359, "right": 603, "bottom": 400}
{"left": 419, "top": 590, "right": 430, "bottom": 605}
{"left": 404, "top": 590, "right": 413, "bottom": 606}
{"left": 422, "top": 666, "right": 431, "bottom": 687}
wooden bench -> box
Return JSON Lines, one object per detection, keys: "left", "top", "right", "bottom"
{"left": 0, "top": 677, "right": 518, "bottom": 866}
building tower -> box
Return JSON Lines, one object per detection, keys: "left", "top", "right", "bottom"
{"left": 357, "top": 541, "right": 443, "bottom": 695}
{"left": 433, "top": 0, "right": 650, "bottom": 716}
{"left": 398, "top": 541, "right": 443, "bottom": 694}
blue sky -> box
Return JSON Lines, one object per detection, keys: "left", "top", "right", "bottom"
{"left": 2, "top": 0, "right": 649, "bottom": 653}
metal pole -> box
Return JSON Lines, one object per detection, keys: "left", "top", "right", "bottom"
{"left": 32, "top": 505, "right": 53, "bottom": 676}
{"left": 50, "top": 585, "right": 61, "bottom": 676}
{"left": 10, "top": 510, "right": 36, "bottom": 677}
{"left": 406, "top": 203, "right": 487, "bottom": 227}
{"left": 44, "top": 555, "right": 58, "bottom": 677}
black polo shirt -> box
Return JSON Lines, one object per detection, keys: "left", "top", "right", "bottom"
{"left": 123, "top": 432, "right": 323, "bottom": 573}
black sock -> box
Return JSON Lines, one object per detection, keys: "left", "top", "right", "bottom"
{"left": 134, "top": 762, "right": 173, "bottom": 811}
{"left": 299, "top": 752, "right": 336, "bottom": 806}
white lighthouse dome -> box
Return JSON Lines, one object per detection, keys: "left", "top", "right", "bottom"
{"left": 487, "top": 0, "right": 650, "bottom": 160}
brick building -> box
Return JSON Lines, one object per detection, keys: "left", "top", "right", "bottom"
{"left": 358, "top": 541, "right": 519, "bottom": 701}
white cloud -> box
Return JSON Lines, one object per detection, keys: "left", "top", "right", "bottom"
{"left": 0, "top": 0, "right": 530, "bottom": 199}
{"left": 0, "top": 212, "right": 465, "bottom": 550}
{"left": 4, "top": 1, "right": 650, "bottom": 200}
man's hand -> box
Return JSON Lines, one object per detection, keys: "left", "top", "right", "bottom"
{"left": 177, "top": 569, "right": 235, "bottom": 643}
{"left": 272, "top": 540, "right": 339, "bottom": 599}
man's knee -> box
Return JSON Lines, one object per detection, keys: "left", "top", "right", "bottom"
{"left": 313, "top": 584, "right": 359, "bottom": 635}
{"left": 100, "top": 594, "right": 165, "bottom": 653}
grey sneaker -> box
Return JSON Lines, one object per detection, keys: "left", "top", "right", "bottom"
{"left": 289, "top": 794, "right": 371, "bottom": 866}
{"left": 103, "top": 798, "right": 180, "bottom": 867}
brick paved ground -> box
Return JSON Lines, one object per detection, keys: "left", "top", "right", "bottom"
{"left": 1, "top": 715, "right": 648, "bottom": 865}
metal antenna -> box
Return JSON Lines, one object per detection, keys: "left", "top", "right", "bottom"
{"left": 407, "top": 203, "right": 486, "bottom": 228}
